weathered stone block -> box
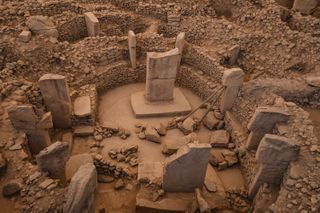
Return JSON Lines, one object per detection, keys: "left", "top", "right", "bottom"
{"left": 74, "top": 96, "right": 91, "bottom": 118}
{"left": 209, "top": 130, "right": 230, "bottom": 148}
{"left": 145, "top": 79, "right": 175, "bottom": 102}
{"left": 292, "top": 0, "right": 318, "bottom": 15}
{"left": 222, "top": 68, "right": 244, "bottom": 87}
{"left": 39, "top": 74, "right": 72, "bottom": 129}
{"left": 128, "top": 30, "right": 137, "bottom": 69}
{"left": 163, "top": 143, "right": 211, "bottom": 192}
{"left": 84, "top": 12, "right": 100, "bottom": 37}
{"left": 36, "top": 141, "right": 69, "bottom": 179}
{"left": 146, "top": 48, "right": 180, "bottom": 80}
{"left": 64, "top": 163, "right": 97, "bottom": 213}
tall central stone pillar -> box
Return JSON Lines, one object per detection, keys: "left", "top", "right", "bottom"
{"left": 131, "top": 48, "right": 191, "bottom": 118}
{"left": 145, "top": 48, "right": 180, "bottom": 102}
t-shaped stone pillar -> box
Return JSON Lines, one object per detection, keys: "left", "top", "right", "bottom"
{"left": 39, "top": 74, "right": 72, "bottom": 129}
{"left": 128, "top": 30, "right": 137, "bottom": 69}
{"left": 220, "top": 68, "right": 244, "bottom": 113}
{"left": 246, "top": 107, "right": 289, "bottom": 150}
{"left": 248, "top": 134, "right": 299, "bottom": 199}
{"left": 163, "top": 143, "right": 211, "bottom": 192}
{"left": 145, "top": 48, "right": 180, "bottom": 102}
{"left": 8, "top": 105, "right": 53, "bottom": 155}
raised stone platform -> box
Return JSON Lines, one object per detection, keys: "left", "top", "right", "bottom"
{"left": 131, "top": 88, "right": 191, "bottom": 118}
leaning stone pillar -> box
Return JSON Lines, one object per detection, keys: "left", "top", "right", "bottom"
{"left": 7, "top": 105, "right": 53, "bottom": 155}
{"left": 128, "top": 30, "right": 137, "bottom": 69}
{"left": 220, "top": 68, "right": 244, "bottom": 113}
{"left": 84, "top": 12, "right": 100, "bottom": 37}
{"left": 163, "top": 143, "right": 211, "bottom": 192}
{"left": 39, "top": 74, "right": 72, "bottom": 129}
{"left": 64, "top": 163, "right": 97, "bottom": 213}
{"left": 248, "top": 134, "right": 299, "bottom": 199}
{"left": 246, "top": 107, "right": 289, "bottom": 150}
{"left": 146, "top": 48, "right": 180, "bottom": 102}
{"left": 36, "top": 141, "right": 69, "bottom": 179}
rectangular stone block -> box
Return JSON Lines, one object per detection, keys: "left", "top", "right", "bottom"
{"left": 163, "top": 143, "right": 211, "bottom": 192}
{"left": 39, "top": 74, "right": 72, "bottom": 129}
{"left": 84, "top": 12, "right": 100, "bottom": 37}
{"left": 145, "top": 79, "right": 175, "bottom": 102}
{"left": 74, "top": 96, "right": 91, "bottom": 118}
{"left": 146, "top": 48, "right": 180, "bottom": 80}
{"left": 128, "top": 30, "right": 137, "bottom": 69}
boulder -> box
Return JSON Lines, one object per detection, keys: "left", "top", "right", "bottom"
{"left": 26, "top": 16, "right": 58, "bottom": 38}
{"left": 2, "top": 179, "right": 22, "bottom": 197}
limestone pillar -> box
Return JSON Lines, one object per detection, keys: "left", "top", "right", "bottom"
{"left": 175, "top": 32, "right": 185, "bottom": 64}
{"left": 84, "top": 12, "right": 100, "bottom": 37}
{"left": 39, "top": 74, "right": 72, "bottom": 129}
{"left": 8, "top": 105, "right": 53, "bottom": 155}
{"left": 246, "top": 107, "right": 289, "bottom": 150}
{"left": 128, "top": 30, "right": 137, "bottom": 69}
{"left": 220, "top": 68, "right": 244, "bottom": 113}
{"left": 163, "top": 143, "right": 211, "bottom": 192}
{"left": 248, "top": 134, "right": 299, "bottom": 199}
{"left": 36, "top": 141, "right": 69, "bottom": 179}
{"left": 64, "top": 163, "right": 97, "bottom": 213}
{"left": 146, "top": 48, "right": 180, "bottom": 102}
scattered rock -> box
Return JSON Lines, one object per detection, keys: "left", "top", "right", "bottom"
{"left": 203, "top": 111, "right": 219, "bottom": 130}
{"left": 144, "top": 125, "right": 161, "bottom": 143}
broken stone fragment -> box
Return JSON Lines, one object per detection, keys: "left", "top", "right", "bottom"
{"left": 209, "top": 130, "right": 230, "bottom": 148}
{"left": 179, "top": 117, "right": 197, "bottom": 134}
{"left": 26, "top": 16, "right": 58, "bottom": 38}
{"left": 73, "top": 126, "right": 94, "bottom": 137}
{"left": 203, "top": 111, "right": 219, "bottom": 130}
{"left": 114, "top": 179, "right": 125, "bottom": 190}
{"left": 2, "top": 179, "right": 22, "bottom": 197}
{"left": 144, "top": 125, "right": 161, "bottom": 143}
{"left": 19, "top": 30, "right": 31, "bottom": 43}
{"left": 221, "top": 150, "right": 238, "bottom": 167}
{"left": 155, "top": 122, "right": 167, "bottom": 136}
{"left": 195, "top": 188, "right": 211, "bottom": 213}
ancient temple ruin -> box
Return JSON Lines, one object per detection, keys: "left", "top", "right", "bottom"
{"left": 0, "top": 0, "right": 320, "bottom": 213}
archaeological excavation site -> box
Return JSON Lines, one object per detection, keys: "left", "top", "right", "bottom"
{"left": 1, "top": 0, "right": 320, "bottom": 212}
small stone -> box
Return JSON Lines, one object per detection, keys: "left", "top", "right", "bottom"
{"left": 0, "top": 153, "right": 7, "bottom": 176}
{"left": 3, "top": 180, "right": 22, "bottom": 197}
{"left": 19, "top": 30, "right": 32, "bottom": 43}
{"left": 152, "top": 191, "right": 160, "bottom": 202}
{"left": 155, "top": 123, "right": 167, "bottom": 136}
{"left": 94, "top": 134, "right": 103, "bottom": 141}
{"left": 98, "top": 175, "right": 114, "bottom": 183}
{"left": 114, "top": 179, "right": 125, "bottom": 190}
{"left": 39, "top": 179, "right": 54, "bottom": 189}
{"left": 203, "top": 111, "right": 219, "bottom": 130}
{"left": 138, "top": 132, "right": 146, "bottom": 139}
